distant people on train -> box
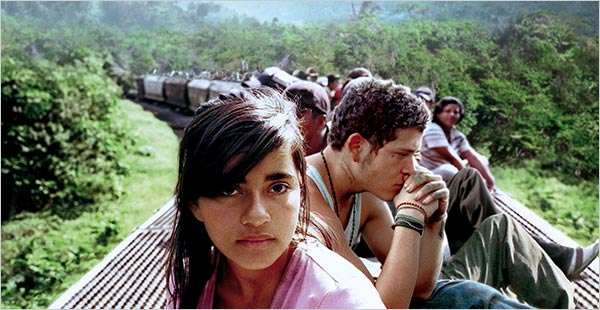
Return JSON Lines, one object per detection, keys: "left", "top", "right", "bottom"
{"left": 198, "top": 70, "right": 209, "bottom": 79}
{"left": 253, "top": 66, "right": 262, "bottom": 78}
{"left": 241, "top": 67, "right": 299, "bottom": 91}
{"left": 341, "top": 67, "right": 372, "bottom": 94}
{"left": 305, "top": 77, "right": 570, "bottom": 308}
{"left": 293, "top": 69, "right": 308, "bottom": 80}
{"left": 220, "top": 69, "right": 229, "bottom": 80}
{"left": 241, "top": 71, "right": 252, "bottom": 82}
{"left": 166, "top": 88, "right": 385, "bottom": 308}
{"left": 414, "top": 86, "right": 436, "bottom": 109}
{"left": 419, "top": 96, "right": 496, "bottom": 191}
{"left": 283, "top": 81, "right": 330, "bottom": 156}
{"left": 326, "top": 74, "right": 343, "bottom": 108}
{"left": 241, "top": 72, "right": 277, "bottom": 89}
{"left": 306, "top": 67, "right": 319, "bottom": 82}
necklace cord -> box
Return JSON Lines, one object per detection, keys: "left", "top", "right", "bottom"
{"left": 320, "top": 150, "right": 356, "bottom": 247}
{"left": 320, "top": 150, "right": 339, "bottom": 216}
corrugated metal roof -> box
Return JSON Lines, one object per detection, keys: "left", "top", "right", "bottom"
{"left": 50, "top": 192, "right": 599, "bottom": 309}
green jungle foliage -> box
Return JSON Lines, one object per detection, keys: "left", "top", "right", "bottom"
{"left": 1, "top": 54, "right": 131, "bottom": 219}
{"left": 1, "top": 211, "right": 120, "bottom": 308}
{"left": 1, "top": 100, "right": 179, "bottom": 309}
{"left": 2, "top": 4, "right": 597, "bottom": 186}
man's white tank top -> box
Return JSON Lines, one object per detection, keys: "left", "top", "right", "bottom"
{"left": 306, "top": 165, "right": 362, "bottom": 248}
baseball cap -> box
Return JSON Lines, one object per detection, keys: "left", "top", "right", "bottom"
{"left": 293, "top": 69, "right": 308, "bottom": 80}
{"left": 284, "top": 80, "right": 331, "bottom": 116}
{"left": 327, "top": 74, "right": 340, "bottom": 85}
{"left": 415, "top": 86, "right": 435, "bottom": 102}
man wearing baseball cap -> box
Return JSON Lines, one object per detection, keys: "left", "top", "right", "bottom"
{"left": 414, "top": 86, "right": 436, "bottom": 109}
{"left": 284, "top": 81, "right": 331, "bottom": 156}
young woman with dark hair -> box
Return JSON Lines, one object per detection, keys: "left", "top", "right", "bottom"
{"left": 165, "top": 88, "right": 384, "bottom": 309}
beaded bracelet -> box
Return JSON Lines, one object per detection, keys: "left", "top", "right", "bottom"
{"left": 391, "top": 216, "right": 424, "bottom": 236}
{"left": 396, "top": 201, "right": 428, "bottom": 223}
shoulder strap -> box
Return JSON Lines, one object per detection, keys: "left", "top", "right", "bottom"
{"left": 306, "top": 165, "right": 335, "bottom": 211}
{"left": 307, "top": 165, "right": 362, "bottom": 248}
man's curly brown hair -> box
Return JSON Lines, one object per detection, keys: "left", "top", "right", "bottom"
{"left": 329, "top": 78, "right": 431, "bottom": 152}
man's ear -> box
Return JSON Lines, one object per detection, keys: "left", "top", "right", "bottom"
{"left": 347, "top": 133, "right": 364, "bottom": 162}
{"left": 189, "top": 201, "right": 204, "bottom": 222}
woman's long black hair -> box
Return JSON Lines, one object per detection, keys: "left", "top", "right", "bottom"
{"left": 165, "top": 88, "right": 310, "bottom": 308}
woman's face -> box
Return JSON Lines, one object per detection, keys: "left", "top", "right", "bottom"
{"left": 437, "top": 103, "right": 462, "bottom": 129}
{"left": 192, "top": 146, "right": 301, "bottom": 271}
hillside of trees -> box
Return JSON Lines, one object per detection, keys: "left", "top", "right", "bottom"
{"left": 3, "top": 2, "right": 597, "bottom": 204}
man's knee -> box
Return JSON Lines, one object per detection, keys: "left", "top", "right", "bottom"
{"left": 479, "top": 213, "right": 512, "bottom": 235}
{"left": 447, "top": 168, "right": 484, "bottom": 193}
{"left": 452, "top": 167, "right": 480, "bottom": 182}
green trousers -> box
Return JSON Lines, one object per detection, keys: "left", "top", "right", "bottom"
{"left": 445, "top": 168, "right": 575, "bottom": 272}
{"left": 441, "top": 213, "right": 574, "bottom": 309}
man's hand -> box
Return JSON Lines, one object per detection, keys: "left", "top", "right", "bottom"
{"left": 401, "top": 167, "right": 448, "bottom": 224}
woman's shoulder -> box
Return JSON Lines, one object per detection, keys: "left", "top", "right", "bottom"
{"left": 424, "top": 122, "right": 444, "bottom": 135}
{"left": 298, "top": 239, "right": 361, "bottom": 279}
{"left": 276, "top": 239, "right": 383, "bottom": 308}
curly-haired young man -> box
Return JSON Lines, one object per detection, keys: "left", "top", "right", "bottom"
{"left": 305, "top": 78, "right": 573, "bottom": 308}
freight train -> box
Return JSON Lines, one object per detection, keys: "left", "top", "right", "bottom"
{"left": 134, "top": 75, "right": 243, "bottom": 113}
{"left": 134, "top": 67, "right": 299, "bottom": 113}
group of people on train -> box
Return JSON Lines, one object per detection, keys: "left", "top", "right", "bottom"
{"left": 165, "top": 65, "right": 599, "bottom": 309}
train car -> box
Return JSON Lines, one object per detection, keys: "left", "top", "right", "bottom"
{"left": 208, "top": 80, "right": 243, "bottom": 100}
{"left": 164, "top": 76, "right": 190, "bottom": 109}
{"left": 134, "top": 76, "right": 145, "bottom": 102}
{"left": 143, "top": 75, "right": 168, "bottom": 102}
{"left": 187, "top": 78, "right": 211, "bottom": 112}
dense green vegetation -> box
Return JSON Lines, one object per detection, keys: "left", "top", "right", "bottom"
{"left": 1, "top": 2, "right": 597, "bottom": 308}
{"left": 3, "top": 2, "right": 597, "bottom": 184}
{"left": 2, "top": 55, "right": 129, "bottom": 219}
{"left": 1, "top": 100, "right": 179, "bottom": 309}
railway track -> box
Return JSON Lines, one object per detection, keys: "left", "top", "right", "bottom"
{"left": 136, "top": 99, "right": 192, "bottom": 139}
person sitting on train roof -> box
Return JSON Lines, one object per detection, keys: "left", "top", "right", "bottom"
{"left": 306, "top": 67, "right": 319, "bottom": 82}
{"left": 326, "top": 74, "right": 343, "bottom": 108}
{"left": 341, "top": 67, "right": 373, "bottom": 94}
{"left": 419, "top": 96, "right": 497, "bottom": 191}
{"left": 165, "top": 88, "right": 385, "bottom": 309}
{"left": 304, "top": 77, "right": 574, "bottom": 308}
{"left": 418, "top": 94, "right": 600, "bottom": 280}
{"left": 414, "top": 86, "right": 436, "bottom": 110}
{"left": 283, "top": 81, "right": 331, "bottom": 156}
{"left": 358, "top": 78, "right": 599, "bottom": 282}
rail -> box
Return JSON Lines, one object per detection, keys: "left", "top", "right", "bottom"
{"left": 49, "top": 191, "right": 599, "bottom": 309}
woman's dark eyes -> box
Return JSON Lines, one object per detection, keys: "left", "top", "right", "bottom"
{"left": 219, "top": 184, "right": 290, "bottom": 196}
{"left": 270, "top": 183, "right": 289, "bottom": 194}
{"left": 220, "top": 187, "right": 238, "bottom": 196}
